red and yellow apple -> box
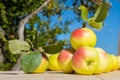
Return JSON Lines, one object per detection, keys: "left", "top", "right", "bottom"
{"left": 33, "top": 53, "right": 49, "bottom": 73}
{"left": 94, "top": 48, "right": 109, "bottom": 74}
{"left": 48, "top": 53, "right": 61, "bottom": 71}
{"left": 57, "top": 48, "right": 75, "bottom": 73}
{"left": 70, "top": 28, "right": 97, "bottom": 50}
{"left": 71, "top": 46, "right": 99, "bottom": 75}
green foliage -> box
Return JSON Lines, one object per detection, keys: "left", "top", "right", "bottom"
{"left": 79, "top": 1, "right": 109, "bottom": 29}
{"left": 94, "top": 2, "right": 109, "bottom": 22}
{"left": 0, "top": 29, "right": 5, "bottom": 39}
{"left": 21, "top": 51, "right": 42, "bottom": 73}
{"left": 42, "top": 41, "right": 64, "bottom": 54}
{"left": 79, "top": 6, "right": 88, "bottom": 22}
{"left": 0, "top": 50, "right": 19, "bottom": 71}
{"left": 0, "top": 0, "right": 45, "bottom": 39}
{"left": 88, "top": 18, "right": 103, "bottom": 29}
{"left": 8, "top": 40, "right": 30, "bottom": 54}
{"left": 8, "top": 39, "right": 64, "bottom": 55}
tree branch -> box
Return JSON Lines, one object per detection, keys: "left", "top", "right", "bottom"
{"left": 18, "top": 0, "right": 50, "bottom": 40}
{"left": 12, "top": 0, "right": 50, "bottom": 71}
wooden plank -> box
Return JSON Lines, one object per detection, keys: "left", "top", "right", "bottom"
{"left": 0, "top": 71, "right": 100, "bottom": 80}
{"left": 1, "top": 71, "right": 120, "bottom": 80}
{"left": 0, "top": 73, "right": 101, "bottom": 80}
{"left": 95, "top": 70, "right": 120, "bottom": 80}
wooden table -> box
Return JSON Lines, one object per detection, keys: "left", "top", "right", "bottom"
{"left": 0, "top": 70, "right": 120, "bottom": 80}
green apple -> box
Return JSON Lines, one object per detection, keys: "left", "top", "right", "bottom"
{"left": 48, "top": 53, "right": 61, "bottom": 71}
{"left": 110, "top": 54, "right": 119, "bottom": 71}
{"left": 57, "top": 47, "right": 75, "bottom": 73}
{"left": 70, "top": 28, "right": 97, "bottom": 50}
{"left": 104, "top": 54, "right": 113, "bottom": 72}
{"left": 33, "top": 53, "right": 48, "bottom": 73}
{"left": 94, "top": 48, "right": 109, "bottom": 74}
{"left": 71, "top": 46, "right": 99, "bottom": 75}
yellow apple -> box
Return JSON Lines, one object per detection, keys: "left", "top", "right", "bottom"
{"left": 48, "top": 53, "right": 61, "bottom": 71}
{"left": 104, "top": 53, "right": 113, "bottom": 72}
{"left": 117, "top": 56, "right": 120, "bottom": 70}
{"left": 94, "top": 48, "right": 109, "bottom": 74}
{"left": 110, "top": 54, "right": 119, "bottom": 71}
{"left": 46, "top": 53, "right": 51, "bottom": 58}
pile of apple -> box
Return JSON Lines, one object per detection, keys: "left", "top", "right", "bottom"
{"left": 57, "top": 27, "right": 120, "bottom": 75}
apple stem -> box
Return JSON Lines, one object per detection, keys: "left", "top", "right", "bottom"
{"left": 82, "top": 22, "right": 86, "bottom": 28}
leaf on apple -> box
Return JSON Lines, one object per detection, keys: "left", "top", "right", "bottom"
{"left": 42, "top": 41, "right": 64, "bottom": 54}
{"left": 20, "top": 51, "right": 42, "bottom": 73}
{"left": 8, "top": 40, "right": 30, "bottom": 54}
{"left": 79, "top": 5, "right": 88, "bottom": 22}
{"left": 93, "top": 2, "right": 109, "bottom": 22}
{"left": 88, "top": 18, "right": 103, "bottom": 29}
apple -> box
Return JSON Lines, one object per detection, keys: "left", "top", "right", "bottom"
{"left": 104, "top": 53, "right": 113, "bottom": 72}
{"left": 33, "top": 53, "right": 48, "bottom": 73}
{"left": 110, "top": 54, "right": 119, "bottom": 71}
{"left": 57, "top": 47, "right": 75, "bottom": 73}
{"left": 94, "top": 48, "right": 109, "bottom": 74}
{"left": 71, "top": 46, "right": 99, "bottom": 75}
{"left": 117, "top": 56, "right": 120, "bottom": 70}
{"left": 70, "top": 28, "right": 97, "bottom": 50}
{"left": 46, "top": 53, "right": 51, "bottom": 58}
{"left": 48, "top": 53, "right": 61, "bottom": 71}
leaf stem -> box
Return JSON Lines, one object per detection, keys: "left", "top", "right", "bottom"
{"left": 26, "top": 39, "right": 36, "bottom": 51}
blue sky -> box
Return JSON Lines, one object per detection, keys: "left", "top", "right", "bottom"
{"left": 57, "top": 0, "right": 120, "bottom": 55}
{"left": 95, "top": 0, "right": 120, "bottom": 55}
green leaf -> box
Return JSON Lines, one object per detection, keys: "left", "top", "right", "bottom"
{"left": 0, "top": 3, "right": 5, "bottom": 9}
{"left": 21, "top": 51, "right": 42, "bottom": 73}
{"left": 79, "top": 5, "right": 88, "bottom": 22}
{"left": 42, "top": 41, "right": 64, "bottom": 54}
{"left": 88, "top": 18, "right": 103, "bottom": 29}
{"left": 94, "top": 2, "right": 109, "bottom": 22}
{"left": 2, "top": 15, "right": 8, "bottom": 24}
{"left": 8, "top": 40, "right": 30, "bottom": 54}
{"left": 0, "top": 29, "right": 5, "bottom": 39}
